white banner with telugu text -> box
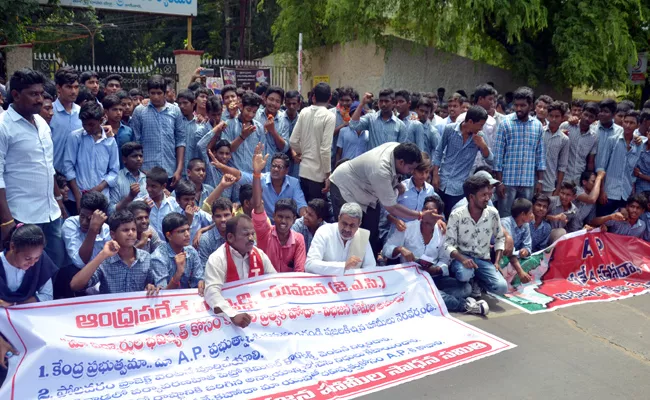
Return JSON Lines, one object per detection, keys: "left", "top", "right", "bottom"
{"left": 0, "top": 265, "right": 515, "bottom": 400}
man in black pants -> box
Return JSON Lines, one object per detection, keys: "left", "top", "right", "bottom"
{"left": 329, "top": 142, "right": 442, "bottom": 256}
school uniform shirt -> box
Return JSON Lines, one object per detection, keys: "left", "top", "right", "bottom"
{"left": 456, "top": 112, "right": 498, "bottom": 169}
{"left": 593, "top": 121, "right": 623, "bottom": 171}
{"left": 239, "top": 172, "right": 308, "bottom": 216}
{"left": 419, "top": 121, "right": 441, "bottom": 159}
{"left": 433, "top": 123, "right": 493, "bottom": 196}
{"left": 606, "top": 219, "right": 646, "bottom": 238}
{"left": 547, "top": 196, "right": 578, "bottom": 230}
{"left": 131, "top": 102, "right": 187, "bottom": 177}
{"left": 435, "top": 116, "right": 455, "bottom": 141}
{"left": 0, "top": 107, "right": 61, "bottom": 224}
{"left": 62, "top": 216, "right": 111, "bottom": 268}
{"left": 305, "top": 223, "right": 376, "bottom": 275}
{"left": 1, "top": 251, "right": 53, "bottom": 302}
{"left": 171, "top": 201, "right": 212, "bottom": 242}
{"left": 151, "top": 243, "right": 203, "bottom": 289}
{"left": 115, "top": 123, "right": 135, "bottom": 168}
{"left": 204, "top": 244, "right": 277, "bottom": 317}
{"left": 147, "top": 195, "right": 178, "bottom": 240}
{"left": 50, "top": 99, "right": 82, "bottom": 173}
{"left": 397, "top": 178, "right": 440, "bottom": 221}
{"left": 529, "top": 220, "right": 552, "bottom": 253}
{"left": 63, "top": 128, "right": 120, "bottom": 199}
{"left": 349, "top": 112, "right": 408, "bottom": 150}
{"left": 252, "top": 208, "right": 306, "bottom": 273}
{"left": 109, "top": 168, "right": 147, "bottom": 214}
{"left": 568, "top": 186, "right": 596, "bottom": 232}
{"left": 597, "top": 134, "right": 646, "bottom": 201}
{"left": 140, "top": 228, "right": 163, "bottom": 254}
{"left": 634, "top": 144, "right": 650, "bottom": 194}
{"left": 291, "top": 217, "right": 324, "bottom": 253}
{"left": 336, "top": 127, "right": 368, "bottom": 160}
{"left": 254, "top": 109, "right": 291, "bottom": 154}
{"left": 445, "top": 204, "right": 505, "bottom": 260}
{"left": 560, "top": 122, "right": 598, "bottom": 184}
{"left": 501, "top": 216, "right": 533, "bottom": 257}
{"left": 88, "top": 248, "right": 168, "bottom": 294}
{"left": 541, "top": 126, "right": 570, "bottom": 192}
{"left": 182, "top": 117, "right": 212, "bottom": 173}
{"left": 222, "top": 117, "right": 268, "bottom": 173}
{"left": 199, "top": 228, "right": 226, "bottom": 266}
{"left": 289, "top": 105, "right": 336, "bottom": 183}
{"left": 330, "top": 142, "right": 401, "bottom": 212}
{"left": 382, "top": 221, "right": 450, "bottom": 266}
{"left": 641, "top": 212, "right": 650, "bottom": 241}
{"left": 195, "top": 131, "right": 239, "bottom": 201}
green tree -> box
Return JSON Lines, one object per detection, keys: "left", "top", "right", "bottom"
{"left": 272, "top": 0, "right": 650, "bottom": 90}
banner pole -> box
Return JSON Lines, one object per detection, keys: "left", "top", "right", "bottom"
{"left": 298, "top": 32, "right": 303, "bottom": 94}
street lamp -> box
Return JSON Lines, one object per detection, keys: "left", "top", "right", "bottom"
{"left": 67, "top": 22, "right": 117, "bottom": 67}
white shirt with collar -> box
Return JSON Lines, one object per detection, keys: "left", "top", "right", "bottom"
{"left": 305, "top": 223, "right": 376, "bottom": 275}
{"left": 0, "top": 106, "right": 61, "bottom": 224}
{"left": 203, "top": 244, "right": 277, "bottom": 318}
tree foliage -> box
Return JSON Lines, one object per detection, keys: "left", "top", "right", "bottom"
{"left": 272, "top": 0, "right": 650, "bottom": 89}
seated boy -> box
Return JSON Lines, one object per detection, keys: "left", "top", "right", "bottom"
{"left": 183, "top": 158, "right": 214, "bottom": 206}
{"left": 529, "top": 194, "right": 552, "bottom": 252}
{"left": 589, "top": 194, "right": 647, "bottom": 238}
{"left": 250, "top": 149, "right": 306, "bottom": 272}
{"left": 291, "top": 198, "right": 328, "bottom": 253}
{"left": 204, "top": 215, "right": 278, "bottom": 328}
{"left": 199, "top": 198, "right": 232, "bottom": 266}
{"left": 69, "top": 211, "right": 167, "bottom": 295}
{"left": 127, "top": 200, "right": 162, "bottom": 253}
{"left": 382, "top": 196, "right": 489, "bottom": 315}
{"left": 64, "top": 101, "right": 120, "bottom": 206}
{"left": 172, "top": 179, "right": 212, "bottom": 242}
{"left": 152, "top": 213, "right": 204, "bottom": 293}
{"left": 110, "top": 142, "right": 147, "bottom": 214}
{"left": 546, "top": 182, "right": 578, "bottom": 243}
{"left": 62, "top": 191, "right": 111, "bottom": 269}
{"left": 145, "top": 166, "right": 177, "bottom": 239}
{"left": 500, "top": 198, "right": 534, "bottom": 285}
{"left": 567, "top": 170, "right": 605, "bottom": 233}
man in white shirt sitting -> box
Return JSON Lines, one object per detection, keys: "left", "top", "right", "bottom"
{"left": 306, "top": 202, "right": 376, "bottom": 275}
{"left": 203, "top": 214, "right": 277, "bottom": 328}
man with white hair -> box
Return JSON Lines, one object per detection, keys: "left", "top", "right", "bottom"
{"left": 306, "top": 202, "right": 376, "bottom": 275}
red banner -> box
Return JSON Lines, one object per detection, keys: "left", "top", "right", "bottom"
{"left": 500, "top": 232, "right": 650, "bottom": 313}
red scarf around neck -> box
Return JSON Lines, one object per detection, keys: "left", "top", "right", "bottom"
{"left": 225, "top": 243, "right": 264, "bottom": 283}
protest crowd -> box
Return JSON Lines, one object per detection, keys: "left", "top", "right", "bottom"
{"left": 1, "top": 65, "right": 650, "bottom": 377}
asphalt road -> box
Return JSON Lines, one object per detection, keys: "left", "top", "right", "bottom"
{"left": 360, "top": 294, "right": 650, "bottom": 400}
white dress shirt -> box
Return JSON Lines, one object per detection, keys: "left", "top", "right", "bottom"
{"left": 382, "top": 221, "right": 450, "bottom": 267}
{"left": 289, "top": 105, "right": 336, "bottom": 182}
{"left": 204, "top": 244, "right": 277, "bottom": 318}
{"left": 62, "top": 216, "right": 111, "bottom": 268}
{"left": 305, "top": 223, "right": 376, "bottom": 275}
{"left": 0, "top": 106, "right": 60, "bottom": 223}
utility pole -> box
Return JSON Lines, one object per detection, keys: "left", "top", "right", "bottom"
{"left": 67, "top": 22, "right": 117, "bottom": 67}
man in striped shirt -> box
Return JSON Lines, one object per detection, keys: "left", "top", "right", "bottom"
{"left": 493, "top": 86, "right": 546, "bottom": 217}
{"left": 541, "top": 101, "right": 570, "bottom": 195}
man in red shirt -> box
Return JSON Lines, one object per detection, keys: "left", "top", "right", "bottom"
{"left": 251, "top": 145, "right": 306, "bottom": 272}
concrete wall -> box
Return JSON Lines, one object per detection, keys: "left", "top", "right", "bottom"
{"left": 382, "top": 38, "right": 571, "bottom": 101}
{"left": 268, "top": 38, "right": 570, "bottom": 101}
{"left": 5, "top": 45, "right": 33, "bottom": 79}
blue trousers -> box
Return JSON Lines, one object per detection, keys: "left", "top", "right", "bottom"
{"left": 451, "top": 257, "right": 508, "bottom": 295}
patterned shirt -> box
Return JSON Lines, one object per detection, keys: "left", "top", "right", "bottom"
{"left": 548, "top": 196, "right": 578, "bottom": 230}
{"left": 50, "top": 99, "right": 82, "bottom": 173}
{"left": 88, "top": 248, "right": 167, "bottom": 294}
{"left": 560, "top": 122, "right": 598, "bottom": 184}
{"left": 291, "top": 217, "right": 324, "bottom": 253}
{"left": 541, "top": 127, "right": 570, "bottom": 192}
{"left": 348, "top": 112, "right": 408, "bottom": 150}
{"left": 109, "top": 168, "right": 147, "bottom": 214}
{"left": 433, "top": 123, "right": 493, "bottom": 196}
{"left": 199, "top": 228, "right": 226, "bottom": 266}
{"left": 593, "top": 121, "right": 623, "bottom": 171}
{"left": 445, "top": 204, "right": 505, "bottom": 260}
{"left": 63, "top": 128, "right": 120, "bottom": 198}
{"left": 529, "top": 220, "right": 551, "bottom": 252}
{"left": 131, "top": 102, "right": 186, "bottom": 177}
{"left": 635, "top": 144, "right": 650, "bottom": 194}
{"left": 606, "top": 218, "right": 646, "bottom": 238}
{"left": 222, "top": 117, "right": 268, "bottom": 173}
{"left": 254, "top": 109, "right": 291, "bottom": 154}
{"left": 597, "top": 134, "right": 646, "bottom": 201}
{"left": 493, "top": 114, "right": 546, "bottom": 187}
{"left": 501, "top": 216, "right": 532, "bottom": 257}
{"left": 151, "top": 242, "right": 203, "bottom": 288}
{"left": 62, "top": 216, "right": 111, "bottom": 268}
{"left": 568, "top": 186, "right": 596, "bottom": 232}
